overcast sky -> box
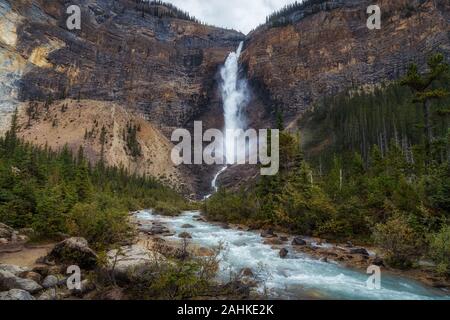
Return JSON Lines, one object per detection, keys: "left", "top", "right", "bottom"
{"left": 165, "top": 0, "right": 296, "bottom": 34}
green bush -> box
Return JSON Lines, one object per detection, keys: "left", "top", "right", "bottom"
{"left": 67, "top": 195, "right": 133, "bottom": 249}
{"left": 373, "top": 214, "right": 421, "bottom": 269}
{"left": 429, "top": 225, "right": 450, "bottom": 276}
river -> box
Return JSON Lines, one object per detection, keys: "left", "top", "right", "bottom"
{"left": 137, "top": 210, "right": 450, "bottom": 300}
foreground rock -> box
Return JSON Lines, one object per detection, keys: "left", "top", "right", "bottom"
{"left": 0, "top": 264, "right": 30, "bottom": 276}
{"left": 48, "top": 237, "right": 97, "bottom": 270}
{"left": 107, "top": 244, "right": 166, "bottom": 282}
{"left": 0, "top": 270, "right": 43, "bottom": 293}
{"left": 42, "top": 275, "right": 59, "bottom": 289}
{"left": 0, "top": 289, "right": 35, "bottom": 300}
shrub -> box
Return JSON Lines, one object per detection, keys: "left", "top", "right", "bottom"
{"left": 373, "top": 214, "right": 420, "bottom": 269}
{"left": 429, "top": 225, "right": 450, "bottom": 276}
{"left": 67, "top": 195, "right": 133, "bottom": 249}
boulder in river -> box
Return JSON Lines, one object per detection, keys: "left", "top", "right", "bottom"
{"left": 239, "top": 268, "right": 254, "bottom": 278}
{"left": 260, "top": 229, "right": 276, "bottom": 238}
{"left": 264, "top": 238, "right": 284, "bottom": 245}
{"left": 178, "top": 232, "right": 192, "bottom": 239}
{"left": 292, "top": 237, "right": 307, "bottom": 246}
{"left": 0, "top": 289, "right": 35, "bottom": 300}
{"left": 48, "top": 237, "right": 98, "bottom": 270}
{"left": 349, "top": 248, "right": 370, "bottom": 256}
{"left": 181, "top": 224, "right": 195, "bottom": 229}
{"left": 279, "top": 248, "right": 289, "bottom": 258}
{"left": 0, "top": 270, "right": 43, "bottom": 293}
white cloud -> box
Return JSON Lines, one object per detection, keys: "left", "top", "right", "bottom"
{"left": 164, "top": 0, "right": 295, "bottom": 34}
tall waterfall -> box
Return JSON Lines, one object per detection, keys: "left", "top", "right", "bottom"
{"left": 220, "top": 41, "right": 249, "bottom": 164}
{"left": 207, "top": 42, "right": 249, "bottom": 197}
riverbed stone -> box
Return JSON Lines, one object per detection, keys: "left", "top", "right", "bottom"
{"left": 279, "top": 248, "right": 289, "bottom": 258}
{"left": 349, "top": 248, "right": 370, "bottom": 256}
{"left": 264, "top": 238, "right": 284, "bottom": 245}
{"left": 292, "top": 237, "right": 307, "bottom": 246}
{"left": 0, "top": 289, "right": 35, "bottom": 300}
{"left": 181, "top": 224, "right": 194, "bottom": 229}
{"left": 261, "top": 229, "right": 276, "bottom": 238}
{"left": 239, "top": 268, "right": 254, "bottom": 277}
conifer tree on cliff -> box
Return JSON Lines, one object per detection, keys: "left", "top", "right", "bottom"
{"left": 400, "top": 53, "right": 449, "bottom": 159}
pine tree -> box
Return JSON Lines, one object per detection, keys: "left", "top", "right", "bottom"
{"left": 400, "top": 53, "right": 450, "bottom": 158}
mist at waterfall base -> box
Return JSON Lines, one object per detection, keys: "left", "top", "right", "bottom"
{"left": 137, "top": 211, "right": 450, "bottom": 300}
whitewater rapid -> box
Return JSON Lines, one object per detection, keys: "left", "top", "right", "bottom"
{"left": 137, "top": 210, "right": 450, "bottom": 300}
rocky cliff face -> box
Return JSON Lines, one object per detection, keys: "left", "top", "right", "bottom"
{"left": 2, "top": 0, "right": 450, "bottom": 195}
{"left": 0, "top": 0, "right": 244, "bottom": 131}
{"left": 0, "top": 0, "right": 244, "bottom": 194}
{"left": 240, "top": 0, "right": 450, "bottom": 126}
{"left": 217, "top": 0, "right": 450, "bottom": 190}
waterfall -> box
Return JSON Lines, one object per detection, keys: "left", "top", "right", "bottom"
{"left": 207, "top": 41, "right": 249, "bottom": 197}
{"left": 220, "top": 41, "right": 249, "bottom": 164}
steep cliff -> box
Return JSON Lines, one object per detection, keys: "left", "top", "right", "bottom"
{"left": 1, "top": 0, "right": 243, "bottom": 129}
{"left": 2, "top": 0, "right": 450, "bottom": 196}
{"left": 240, "top": 0, "right": 450, "bottom": 126}
{"left": 0, "top": 0, "right": 244, "bottom": 194}
{"left": 217, "top": 0, "right": 450, "bottom": 191}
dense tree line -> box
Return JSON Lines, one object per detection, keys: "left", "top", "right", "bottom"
{"left": 204, "top": 54, "right": 450, "bottom": 275}
{"left": 300, "top": 56, "right": 450, "bottom": 170}
{"left": 0, "top": 111, "right": 188, "bottom": 248}
{"left": 135, "top": 0, "right": 201, "bottom": 23}
{"left": 265, "top": 0, "right": 329, "bottom": 28}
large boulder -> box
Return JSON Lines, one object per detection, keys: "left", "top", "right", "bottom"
{"left": 260, "top": 229, "right": 277, "bottom": 238}
{"left": 0, "top": 264, "right": 30, "bottom": 276}
{"left": 42, "top": 275, "right": 59, "bottom": 289}
{"left": 0, "top": 270, "right": 43, "bottom": 293}
{"left": 292, "top": 237, "right": 307, "bottom": 246}
{"left": 107, "top": 245, "right": 166, "bottom": 282}
{"left": 48, "top": 237, "right": 97, "bottom": 269}
{"left": 0, "top": 289, "right": 35, "bottom": 300}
